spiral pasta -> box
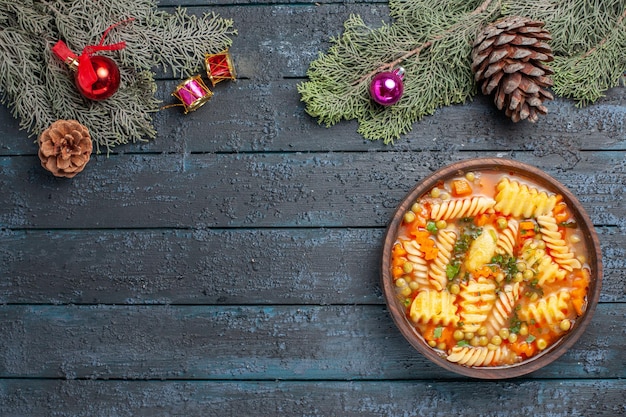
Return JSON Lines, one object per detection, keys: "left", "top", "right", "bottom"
{"left": 430, "top": 196, "right": 495, "bottom": 221}
{"left": 534, "top": 256, "right": 567, "bottom": 286}
{"left": 402, "top": 240, "right": 431, "bottom": 289}
{"left": 518, "top": 290, "right": 571, "bottom": 326}
{"left": 457, "top": 277, "right": 497, "bottom": 333}
{"left": 537, "top": 215, "right": 582, "bottom": 271}
{"left": 446, "top": 345, "right": 512, "bottom": 367}
{"left": 428, "top": 229, "right": 457, "bottom": 291}
{"left": 484, "top": 282, "right": 521, "bottom": 338}
{"left": 519, "top": 240, "right": 567, "bottom": 286}
{"left": 391, "top": 168, "right": 591, "bottom": 368}
{"left": 496, "top": 219, "right": 519, "bottom": 256}
{"left": 494, "top": 178, "right": 558, "bottom": 218}
{"left": 409, "top": 289, "right": 459, "bottom": 326}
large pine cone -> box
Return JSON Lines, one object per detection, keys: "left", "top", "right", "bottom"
{"left": 471, "top": 16, "right": 554, "bottom": 122}
{"left": 38, "top": 120, "right": 92, "bottom": 178}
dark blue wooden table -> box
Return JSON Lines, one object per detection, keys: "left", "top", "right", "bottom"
{"left": 1, "top": 1, "right": 625, "bottom": 415}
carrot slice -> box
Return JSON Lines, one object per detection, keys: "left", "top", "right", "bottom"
{"left": 451, "top": 179, "right": 473, "bottom": 197}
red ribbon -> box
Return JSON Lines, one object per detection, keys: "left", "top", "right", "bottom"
{"left": 52, "top": 18, "right": 134, "bottom": 85}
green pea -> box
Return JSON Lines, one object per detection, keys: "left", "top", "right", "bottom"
{"left": 519, "top": 324, "right": 529, "bottom": 336}
{"left": 536, "top": 339, "right": 548, "bottom": 350}
{"left": 523, "top": 269, "right": 534, "bottom": 281}
{"left": 499, "top": 328, "right": 510, "bottom": 340}
{"left": 491, "top": 335, "right": 503, "bottom": 346}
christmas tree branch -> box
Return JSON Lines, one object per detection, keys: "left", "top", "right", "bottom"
{"left": 354, "top": 0, "right": 498, "bottom": 85}
{"left": 0, "top": 0, "right": 236, "bottom": 152}
{"left": 580, "top": 7, "right": 625, "bottom": 60}
{"left": 300, "top": 0, "right": 625, "bottom": 143}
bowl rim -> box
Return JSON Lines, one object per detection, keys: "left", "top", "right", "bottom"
{"left": 381, "top": 157, "right": 603, "bottom": 379}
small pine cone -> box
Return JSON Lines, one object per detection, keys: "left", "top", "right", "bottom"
{"left": 38, "top": 120, "right": 92, "bottom": 178}
{"left": 471, "top": 16, "right": 554, "bottom": 123}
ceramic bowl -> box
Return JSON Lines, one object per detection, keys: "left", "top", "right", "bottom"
{"left": 381, "top": 158, "right": 602, "bottom": 379}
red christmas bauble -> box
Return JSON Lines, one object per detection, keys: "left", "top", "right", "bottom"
{"left": 76, "top": 55, "right": 120, "bottom": 101}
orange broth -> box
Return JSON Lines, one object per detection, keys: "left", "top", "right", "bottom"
{"left": 391, "top": 170, "right": 590, "bottom": 367}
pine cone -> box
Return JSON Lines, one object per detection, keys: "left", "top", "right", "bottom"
{"left": 38, "top": 120, "right": 92, "bottom": 178}
{"left": 471, "top": 16, "right": 554, "bottom": 123}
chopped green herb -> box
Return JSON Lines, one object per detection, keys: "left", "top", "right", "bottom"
{"left": 457, "top": 340, "right": 470, "bottom": 347}
{"left": 526, "top": 279, "right": 544, "bottom": 297}
{"left": 509, "top": 312, "right": 523, "bottom": 334}
{"left": 526, "top": 335, "right": 536, "bottom": 343}
{"left": 490, "top": 253, "right": 518, "bottom": 281}
{"left": 446, "top": 261, "right": 461, "bottom": 280}
{"left": 560, "top": 221, "right": 578, "bottom": 229}
{"left": 433, "top": 326, "right": 443, "bottom": 339}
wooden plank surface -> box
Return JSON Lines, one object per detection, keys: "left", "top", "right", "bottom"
{"left": 0, "top": 226, "right": 624, "bottom": 304}
{"left": 0, "top": 1, "right": 624, "bottom": 416}
{"left": 0, "top": 304, "right": 623, "bottom": 380}
{"left": 1, "top": 151, "right": 625, "bottom": 229}
{"left": 1, "top": 379, "right": 624, "bottom": 417}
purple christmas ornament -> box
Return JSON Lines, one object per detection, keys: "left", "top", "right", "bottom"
{"left": 369, "top": 67, "right": 405, "bottom": 106}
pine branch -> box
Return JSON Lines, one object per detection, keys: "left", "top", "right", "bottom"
{"left": 144, "top": 9, "right": 236, "bottom": 78}
{"left": 0, "top": 0, "right": 236, "bottom": 152}
{"left": 356, "top": 0, "right": 497, "bottom": 84}
{"left": 503, "top": 0, "right": 625, "bottom": 56}
{"left": 503, "top": 0, "right": 626, "bottom": 105}
{"left": 550, "top": 7, "right": 626, "bottom": 105}
{"left": 300, "top": 0, "right": 625, "bottom": 143}
{"left": 298, "top": 0, "right": 501, "bottom": 143}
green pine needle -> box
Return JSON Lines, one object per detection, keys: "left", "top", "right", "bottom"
{"left": 299, "top": 0, "right": 626, "bottom": 143}
{"left": 0, "top": 0, "right": 236, "bottom": 153}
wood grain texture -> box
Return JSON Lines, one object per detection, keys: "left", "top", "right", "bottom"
{"left": 0, "top": 0, "right": 624, "bottom": 414}
{"left": 1, "top": 151, "right": 625, "bottom": 229}
{"left": 1, "top": 379, "right": 624, "bottom": 417}
{"left": 1, "top": 79, "right": 624, "bottom": 156}
{"left": 0, "top": 304, "right": 623, "bottom": 380}
{"left": 1, "top": 226, "right": 624, "bottom": 304}
{"left": 0, "top": 4, "right": 623, "bottom": 156}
